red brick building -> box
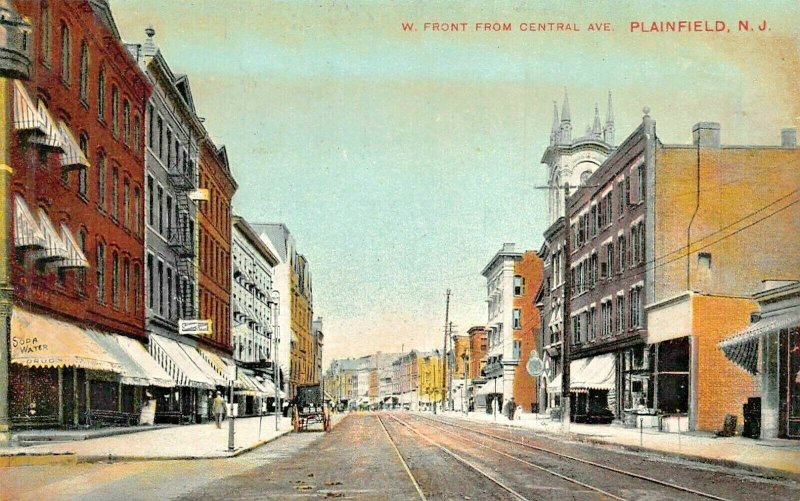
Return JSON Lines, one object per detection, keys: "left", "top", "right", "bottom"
{"left": 197, "top": 141, "right": 236, "bottom": 352}
{"left": 512, "top": 251, "right": 543, "bottom": 413}
{"left": 467, "top": 326, "right": 487, "bottom": 380}
{"left": 9, "top": 0, "right": 151, "bottom": 426}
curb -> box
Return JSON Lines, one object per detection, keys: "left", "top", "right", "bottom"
{"left": 444, "top": 414, "right": 800, "bottom": 481}
{"left": 76, "top": 428, "right": 294, "bottom": 464}
{"left": 0, "top": 452, "right": 77, "bottom": 468}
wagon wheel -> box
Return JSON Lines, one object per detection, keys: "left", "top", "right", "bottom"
{"left": 292, "top": 406, "right": 300, "bottom": 433}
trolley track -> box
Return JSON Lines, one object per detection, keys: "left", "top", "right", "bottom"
{"left": 379, "top": 414, "right": 531, "bottom": 500}
{"left": 412, "top": 413, "right": 731, "bottom": 501}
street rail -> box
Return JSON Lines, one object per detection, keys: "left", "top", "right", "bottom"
{"left": 375, "top": 415, "right": 427, "bottom": 501}
{"left": 382, "top": 414, "right": 532, "bottom": 501}
{"left": 415, "top": 414, "right": 731, "bottom": 501}
{"left": 393, "top": 413, "right": 623, "bottom": 500}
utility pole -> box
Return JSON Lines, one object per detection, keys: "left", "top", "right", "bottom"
{"left": 441, "top": 289, "right": 450, "bottom": 413}
{"left": 447, "top": 321, "right": 454, "bottom": 411}
{"left": 561, "top": 183, "right": 572, "bottom": 431}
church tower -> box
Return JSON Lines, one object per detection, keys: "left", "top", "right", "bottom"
{"left": 540, "top": 89, "right": 616, "bottom": 226}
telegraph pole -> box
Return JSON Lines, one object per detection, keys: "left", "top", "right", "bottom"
{"left": 441, "top": 289, "right": 450, "bottom": 412}
{"left": 447, "top": 321, "right": 454, "bottom": 411}
{"left": 561, "top": 183, "right": 572, "bottom": 431}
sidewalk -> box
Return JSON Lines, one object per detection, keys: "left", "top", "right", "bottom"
{"left": 439, "top": 410, "right": 800, "bottom": 478}
{"left": 14, "top": 415, "right": 293, "bottom": 462}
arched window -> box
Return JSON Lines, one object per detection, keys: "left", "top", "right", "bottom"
{"left": 96, "top": 241, "right": 106, "bottom": 304}
{"left": 111, "top": 251, "right": 119, "bottom": 307}
{"left": 133, "top": 114, "right": 141, "bottom": 154}
{"left": 40, "top": 3, "right": 51, "bottom": 64}
{"left": 123, "top": 100, "right": 130, "bottom": 145}
{"left": 79, "top": 41, "right": 89, "bottom": 102}
{"left": 133, "top": 186, "right": 141, "bottom": 236}
{"left": 78, "top": 133, "right": 88, "bottom": 197}
{"left": 60, "top": 22, "right": 70, "bottom": 85}
{"left": 123, "top": 258, "right": 131, "bottom": 313}
{"left": 133, "top": 263, "right": 141, "bottom": 315}
{"left": 123, "top": 178, "right": 130, "bottom": 229}
{"left": 97, "top": 151, "right": 106, "bottom": 210}
{"left": 111, "top": 166, "right": 119, "bottom": 220}
{"left": 97, "top": 67, "right": 105, "bottom": 120}
{"left": 111, "top": 86, "right": 119, "bottom": 137}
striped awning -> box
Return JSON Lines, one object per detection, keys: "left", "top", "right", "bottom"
{"left": 28, "top": 100, "right": 63, "bottom": 151}
{"left": 719, "top": 308, "right": 800, "bottom": 375}
{"left": 58, "top": 120, "right": 90, "bottom": 171}
{"left": 13, "top": 195, "right": 45, "bottom": 250}
{"left": 115, "top": 336, "right": 175, "bottom": 388}
{"left": 570, "top": 353, "right": 615, "bottom": 391}
{"left": 13, "top": 80, "right": 45, "bottom": 134}
{"left": 57, "top": 224, "right": 89, "bottom": 269}
{"left": 33, "top": 209, "right": 68, "bottom": 262}
{"left": 149, "top": 335, "right": 216, "bottom": 389}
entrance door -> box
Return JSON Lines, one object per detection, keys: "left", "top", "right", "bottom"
{"left": 787, "top": 327, "right": 800, "bottom": 438}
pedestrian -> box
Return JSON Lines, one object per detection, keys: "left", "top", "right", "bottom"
{"left": 211, "top": 391, "right": 226, "bottom": 429}
{"left": 506, "top": 397, "right": 516, "bottom": 421}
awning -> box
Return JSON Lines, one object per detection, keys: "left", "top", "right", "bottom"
{"left": 115, "top": 336, "right": 175, "bottom": 387}
{"left": 149, "top": 335, "right": 216, "bottom": 389}
{"left": 719, "top": 308, "right": 800, "bottom": 375}
{"left": 570, "top": 353, "right": 615, "bottom": 391}
{"left": 28, "top": 100, "right": 63, "bottom": 151}
{"left": 11, "top": 308, "right": 121, "bottom": 373}
{"left": 180, "top": 345, "right": 228, "bottom": 387}
{"left": 58, "top": 120, "right": 90, "bottom": 170}
{"left": 476, "top": 377, "right": 503, "bottom": 396}
{"left": 57, "top": 224, "right": 89, "bottom": 269}
{"left": 85, "top": 330, "right": 151, "bottom": 386}
{"left": 547, "top": 373, "right": 562, "bottom": 392}
{"left": 33, "top": 209, "right": 68, "bottom": 262}
{"left": 13, "top": 195, "right": 45, "bottom": 250}
{"left": 197, "top": 348, "right": 236, "bottom": 384}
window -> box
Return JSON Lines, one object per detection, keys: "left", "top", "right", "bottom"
{"left": 512, "top": 340, "right": 522, "bottom": 360}
{"left": 588, "top": 307, "right": 596, "bottom": 341}
{"left": 79, "top": 41, "right": 88, "bottom": 102}
{"left": 637, "top": 164, "right": 645, "bottom": 202}
{"left": 146, "top": 176, "right": 154, "bottom": 227}
{"left": 618, "top": 235, "right": 626, "bottom": 272}
{"left": 134, "top": 263, "right": 141, "bottom": 314}
{"left": 123, "top": 100, "right": 130, "bottom": 145}
{"left": 96, "top": 242, "right": 105, "bottom": 304}
{"left": 157, "top": 260, "right": 164, "bottom": 315}
{"left": 167, "top": 267, "right": 173, "bottom": 319}
{"left": 60, "top": 23, "right": 70, "bottom": 85}
{"left": 78, "top": 133, "right": 88, "bottom": 197}
{"left": 638, "top": 223, "right": 646, "bottom": 265}
{"left": 607, "top": 242, "right": 615, "bottom": 277}
{"left": 166, "top": 129, "right": 172, "bottom": 166}
{"left": 157, "top": 116, "right": 163, "bottom": 159}
{"left": 111, "top": 251, "right": 119, "bottom": 307}
{"left": 157, "top": 186, "right": 164, "bottom": 234}
{"left": 97, "top": 67, "right": 105, "bottom": 120}
{"left": 605, "top": 191, "right": 613, "bottom": 226}
{"left": 512, "top": 308, "right": 521, "bottom": 329}
{"left": 77, "top": 230, "right": 86, "bottom": 294}
{"left": 630, "top": 286, "right": 643, "bottom": 328}
{"left": 111, "top": 167, "right": 118, "bottom": 220}
{"left": 617, "top": 180, "right": 625, "bottom": 215}
{"left": 616, "top": 295, "right": 625, "bottom": 332}
{"left": 625, "top": 176, "right": 631, "bottom": 206}
{"left": 133, "top": 114, "right": 141, "bottom": 154}
{"left": 123, "top": 179, "right": 130, "bottom": 229}
{"left": 111, "top": 86, "right": 119, "bottom": 137}
{"left": 97, "top": 151, "right": 106, "bottom": 210}
{"left": 40, "top": 4, "right": 51, "bottom": 64}
{"left": 698, "top": 252, "right": 712, "bottom": 269}
{"left": 147, "top": 105, "right": 155, "bottom": 149}
{"left": 166, "top": 195, "right": 172, "bottom": 239}
{"left": 147, "top": 253, "right": 154, "bottom": 310}
{"left": 513, "top": 275, "right": 525, "bottom": 296}
{"left": 123, "top": 258, "right": 131, "bottom": 313}
{"left": 590, "top": 204, "right": 598, "bottom": 237}
{"left": 134, "top": 187, "right": 141, "bottom": 236}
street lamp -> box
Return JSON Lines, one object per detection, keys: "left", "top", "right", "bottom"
{"left": 268, "top": 290, "right": 281, "bottom": 431}
{"left": 0, "top": 0, "right": 31, "bottom": 448}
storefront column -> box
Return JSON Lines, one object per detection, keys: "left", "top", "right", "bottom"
{"left": 57, "top": 368, "right": 64, "bottom": 425}
{"left": 117, "top": 382, "right": 122, "bottom": 412}
{"left": 652, "top": 343, "right": 659, "bottom": 411}
{"left": 689, "top": 336, "right": 698, "bottom": 431}
{"left": 85, "top": 379, "right": 91, "bottom": 422}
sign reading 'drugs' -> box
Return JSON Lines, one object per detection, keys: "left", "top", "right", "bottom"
{"left": 179, "top": 320, "right": 213, "bottom": 336}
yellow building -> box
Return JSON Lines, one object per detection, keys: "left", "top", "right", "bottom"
{"left": 290, "top": 254, "right": 314, "bottom": 396}
{"left": 417, "top": 353, "right": 444, "bottom": 408}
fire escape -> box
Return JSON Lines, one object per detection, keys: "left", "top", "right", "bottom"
{"left": 169, "top": 153, "right": 196, "bottom": 320}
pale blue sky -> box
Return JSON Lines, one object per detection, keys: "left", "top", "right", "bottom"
{"left": 112, "top": 0, "right": 799, "bottom": 363}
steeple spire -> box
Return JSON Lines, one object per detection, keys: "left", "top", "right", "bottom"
{"left": 550, "top": 101, "right": 560, "bottom": 145}
{"left": 559, "top": 88, "right": 572, "bottom": 144}
{"left": 592, "top": 103, "right": 602, "bottom": 137}
{"left": 603, "top": 91, "right": 615, "bottom": 145}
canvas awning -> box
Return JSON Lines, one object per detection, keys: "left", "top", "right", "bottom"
{"left": 547, "top": 373, "right": 562, "bottom": 392}
{"left": 476, "top": 377, "right": 503, "bottom": 396}
{"left": 149, "top": 335, "right": 216, "bottom": 389}
{"left": 58, "top": 120, "right": 90, "bottom": 170}
{"left": 13, "top": 195, "right": 45, "bottom": 250}
{"left": 719, "top": 307, "right": 800, "bottom": 375}
{"left": 85, "top": 330, "right": 151, "bottom": 386}
{"left": 180, "top": 345, "right": 228, "bottom": 387}
{"left": 115, "top": 335, "right": 175, "bottom": 388}
{"left": 570, "top": 353, "right": 615, "bottom": 391}
{"left": 197, "top": 347, "right": 236, "bottom": 384}
{"left": 57, "top": 224, "right": 89, "bottom": 269}
{"left": 11, "top": 308, "right": 121, "bottom": 373}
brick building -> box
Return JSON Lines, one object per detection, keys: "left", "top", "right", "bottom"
{"left": 467, "top": 326, "right": 487, "bottom": 381}
{"left": 9, "top": 0, "right": 154, "bottom": 426}
{"left": 512, "top": 251, "right": 543, "bottom": 414}
{"left": 197, "top": 140, "right": 236, "bottom": 352}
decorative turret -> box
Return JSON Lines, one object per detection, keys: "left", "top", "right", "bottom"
{"left": 142, "top": 25, "right": 157, "bottom": 56}
{"left": 591, "top": 103, "right": 602, "bottom": 139}
{"left": 603, "top": 91, "right": 615, "bottom": 145}
{"left": 559, "top": 88, "right": 572, "bottom": 144}
{"left": 550, "top": 101, "right": 560, "bottom": 145}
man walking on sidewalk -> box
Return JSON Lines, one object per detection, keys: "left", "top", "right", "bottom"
{"left": 212, "top": 391, "right": 226, "bottom": 429}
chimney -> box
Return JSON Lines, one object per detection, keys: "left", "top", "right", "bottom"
{"left": 781, "top": 128, "right": 797, "bottom": 148}
{"left": 502, "top": 243, "right": 516, "bottom": 252}
{"left": 692, "top": 122, "right": 721, "bottom": 147}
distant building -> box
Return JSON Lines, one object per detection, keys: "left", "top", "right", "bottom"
{"left": 312, "top": 317, "right": 324, "bottom": 385}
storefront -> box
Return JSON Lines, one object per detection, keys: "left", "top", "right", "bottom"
{"left": 720, "top": 282, "right": 800, "bottom": 439}
{"left": 568, "top": 353, "right": 615, "bottom": 424}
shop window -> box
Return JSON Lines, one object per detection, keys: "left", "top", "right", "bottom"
{"left": 656, "top": 337, "right": 690, "bottom": 414}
